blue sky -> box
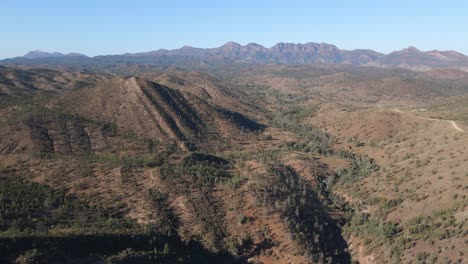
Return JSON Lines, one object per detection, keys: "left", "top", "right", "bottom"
{"left": 1, "top": 0, "right": 467, "bottom": 59}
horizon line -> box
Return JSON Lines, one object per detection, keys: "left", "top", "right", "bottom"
{"left": 3, "top": 41, "right": 468, "bottom": 60}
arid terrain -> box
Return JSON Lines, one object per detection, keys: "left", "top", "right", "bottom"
{"left": 0, "top": 46, "right": 467, "bottom": 264}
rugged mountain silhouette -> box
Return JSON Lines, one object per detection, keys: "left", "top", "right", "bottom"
{"left": 23, "top": 50, "right": 88, "bottom": 59}
{"left": 3, "top": 42, "right": 468, "bottom": 69}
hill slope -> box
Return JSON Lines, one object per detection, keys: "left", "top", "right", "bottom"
{"left": 55, "top": 76, "right": 264, "bottom": 150}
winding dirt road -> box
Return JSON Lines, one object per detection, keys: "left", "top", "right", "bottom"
{"left": 448, "top": 121, "right": 465, "bottom": 132}
{"left": 392, "top": 108, "right": 465, "bottom": 132}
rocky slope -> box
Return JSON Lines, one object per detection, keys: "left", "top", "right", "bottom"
{"left": 55, "top": 76, "right": 264, "bottom": 150}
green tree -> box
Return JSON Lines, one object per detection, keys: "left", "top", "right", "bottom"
{"left": 163, "top": 243, "right": 170, "bottom": 255}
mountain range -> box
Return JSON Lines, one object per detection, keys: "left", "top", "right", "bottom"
{"left": 23, "top": 50, "right": 88, "bottom": 59}
{"left": 2, "top": 42, "right": 468, "bottom": 70}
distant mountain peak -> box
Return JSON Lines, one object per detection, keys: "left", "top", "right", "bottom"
{"left": 223, "top": 41, "right": 242, "bottom": 47}
{"left": 245, "top": 42, "right": 263, "bottom": 47}
{"left": 400, "top": 46, "right": 421, "bottom": 53}
{"left": 24, "top": 50, "right": 58, "bottom": 59}
{"left": 23, "top": 50, "right": 87, "bottom": 59}
{"left": 65, "top": 52, "right": 88, "bottom": 57}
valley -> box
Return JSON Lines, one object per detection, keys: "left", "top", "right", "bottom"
{"left": 0, "top": 58, "right": 467, "bottom": 264}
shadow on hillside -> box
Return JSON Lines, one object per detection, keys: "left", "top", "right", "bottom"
{"left": 0, "top": 233, "right": 240, "bottom": 264}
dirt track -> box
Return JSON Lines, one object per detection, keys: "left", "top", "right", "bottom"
{"left": 392, "top": 109, "right": 465, "bottom": 132}
{"left": 448, "top": 121, "right": 465, "bottom": 132}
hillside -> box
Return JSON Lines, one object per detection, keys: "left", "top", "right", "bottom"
{"left": 308, "top": 104, "right": 467, "bottom": 263}
{"left": 0, "top": 63, "right": 467, "bottom": 264}
{"left": 0, "top": 66, "right": 110, "bottom": 96}
{"left": 0, "top": 66, "right": 353, "bottom": 263}
{"left": 54, "top": 76, "right": 264, "bottom": 150}
{"left": 223, "top": 64, "right": 468, "bottom": 102}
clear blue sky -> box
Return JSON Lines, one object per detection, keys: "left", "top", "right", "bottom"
{"left": 1, "top": 0, "right": 467, "bottom": 59}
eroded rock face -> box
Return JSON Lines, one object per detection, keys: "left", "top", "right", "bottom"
{"left": 0, "top": 124, "right": 33, "bottom": 154}
{"left": 32, "top": 121, "right": 92, "bottom": 154}
{"left": 0, "top": 116, "right": 108, "bottom": 155}
{"left": 59, "top": 77, "right": 264, "bottom": 151}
